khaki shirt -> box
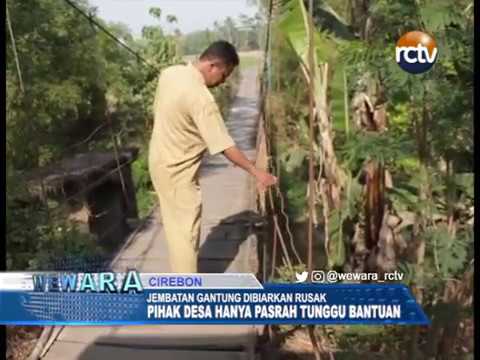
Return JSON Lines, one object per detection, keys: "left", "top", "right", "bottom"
{"left": 148, "top": 63, "right": 235, "bottom": 186}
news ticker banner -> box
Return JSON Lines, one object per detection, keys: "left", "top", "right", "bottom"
{"left": 0, "top": 271, "right": 430, "bottom": 326}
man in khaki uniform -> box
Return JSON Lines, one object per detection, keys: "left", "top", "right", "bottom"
{"left": 149, "top": 41, "right": 277, "bottom": 273}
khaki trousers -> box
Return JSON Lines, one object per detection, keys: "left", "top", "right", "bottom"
{"left": 150, "top": 165, "right": 202, "bottom": 273}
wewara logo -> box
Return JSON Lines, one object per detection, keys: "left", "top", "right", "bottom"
{"left": 396, "top": 31, "right": 438, "bottom": 74}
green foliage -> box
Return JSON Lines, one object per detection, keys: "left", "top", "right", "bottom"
{"left": 131, "top": 150, "right": 156, "bottom": 219}
{"left": 388, "top": 187, "right": 423, "bottom": 213}
{"left": 425, "top": 225, "right": 472, "bottom": 278}
{"left": 339, "top": 131, "right": 414, "bottom": 171}
{"left": 396, "top": 261, "right": 417, "bottom": 286}
{"left": 6, "top": 1, "right": 179, "bottom": 270}
{"left": 6, "top": 197, "right": 102, "bottom": 271}
{"left": 278, "top": 0, "right": 337, "bottom": 65}
{"left": 279, "top": 146, "right": 307, "bottom": 173}
{"left": 281, "top": 169, "right": 308, "bottom": 222}
{"left": 272, "top": 263, "right": 307, "bottom": 283}
{"left": 274, "top": 138, "right": 308, "bottom": 222}
{"left": 334, "top": 325, "right": 405, "bottom": 359}
{"left": 180, "top": 13, "right": 264, "bottom": 55}
{"left": 327, "top": 209, "right": 347, "bottom": 268}
{"left": 454, "top": 173, "right": 473, "bottom": 199}
{"left": 418, "top": 0, "right": 464, "bottom": 31}
{"left": 277, "top": 0, "right": 349, "bottom": 132}
{"left": 267, "top": 0, "right": 473, "bottom": 356}
{"left": 6, "top": 0, "right": 105, "bottom": 168}
{"left": 327, "top": 172, "right": 363, "bottom": 268}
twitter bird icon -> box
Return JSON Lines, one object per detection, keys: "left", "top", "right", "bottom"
{"left": 295, "top": 271, "right": 308, "bottom": 283}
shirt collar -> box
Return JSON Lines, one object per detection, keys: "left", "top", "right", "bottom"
{"left": 188, "top": 62, "right": 206, "bottom": 85}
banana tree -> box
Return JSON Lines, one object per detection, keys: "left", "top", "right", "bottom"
{"left": 276, "top": 0, "right": 352, "bottom": 269}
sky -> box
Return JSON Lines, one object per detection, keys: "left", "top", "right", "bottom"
{"left": 89, "top": 0, "right": 259, "bottom": 37}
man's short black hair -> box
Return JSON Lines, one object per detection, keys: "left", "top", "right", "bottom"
{"left": 199, "top": 41, "right": 239, "bottom": 67}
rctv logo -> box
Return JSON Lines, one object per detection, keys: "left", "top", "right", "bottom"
{"left": 395, "top": 31, "right": 438, "bottom": 74}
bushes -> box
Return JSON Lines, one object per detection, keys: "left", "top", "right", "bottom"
{"left": 6, "top": 197, "right": 103, "bottom": 271}
{"left": 264, "top": 0, "right": 473, "bottom": 357}
{"left": 131, "top": 150, "right": 156, "bottom": 219}
{"left": 6, "top": 1, "right": 178, "bottom": 270}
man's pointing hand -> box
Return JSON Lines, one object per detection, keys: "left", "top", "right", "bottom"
{"left": 223, "top": 146, "right": 277, "bottom": 191}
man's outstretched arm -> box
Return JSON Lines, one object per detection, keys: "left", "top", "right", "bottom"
{"left": 222, "top": 145, "right": 277, "bottom": 190}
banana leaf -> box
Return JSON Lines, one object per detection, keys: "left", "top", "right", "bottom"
{"left": 276, "top": 0, "right": 349, "bottom": 132}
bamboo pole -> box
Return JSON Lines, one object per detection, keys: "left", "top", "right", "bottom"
{"left": 306, "top": 1, "right": 323, "bottom": 360}
{"left": 343, "top": 68, "right": 350, "bottom": 138}
{"left": 307, "top": 0, "right": 315, "bottom": 277}
{"left": 6, "top": 4, "right": 24, "bottom": 93}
